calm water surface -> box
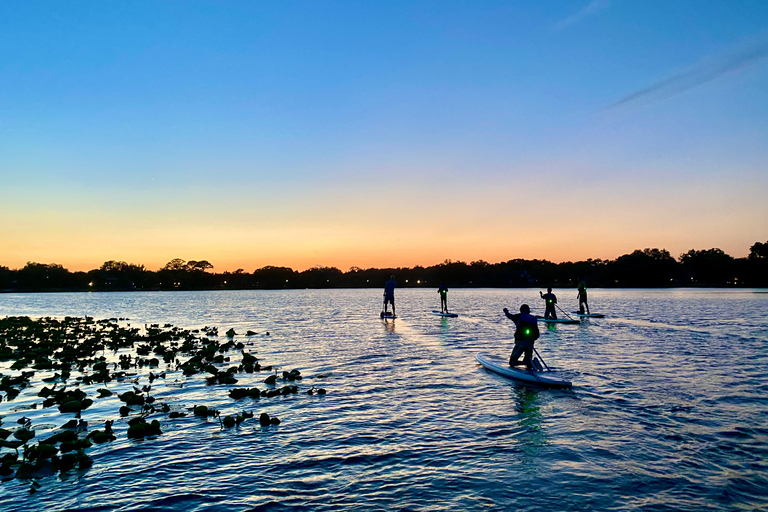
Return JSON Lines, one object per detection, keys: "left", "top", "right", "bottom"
{"left": 1, "top": 289, "right": 767, "bottom": 511}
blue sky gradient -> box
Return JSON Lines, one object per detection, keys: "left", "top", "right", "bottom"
{"left": 1, "top": 1, "right": 767, "bottom": 271}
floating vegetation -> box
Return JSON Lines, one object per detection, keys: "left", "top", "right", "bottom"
{"left": 259, "top": 412, "right": 280, "bottom": 426}
{"left": 126, "top": 418, "right": 162, "bottom": 439}
{"left": 86, "top": 421, "right": 116, "bottom": 444}
{"left": 221, "top": 412, "right": 254, "bottom": 428}
{"left": 193, "top": 405, "right": 215, "bottom": 417}
{"left": 0, "top": 315, "right": 329, "bottom": 484}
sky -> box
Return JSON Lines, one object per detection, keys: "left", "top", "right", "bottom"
{"left": 1, "top": 0, "right": 767, "bottom": 272}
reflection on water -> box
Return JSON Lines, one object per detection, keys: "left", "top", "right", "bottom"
{"left": 513, "top": 386, "right": 547, "bottom": 451}
{"left": 0, "top": 288, "right": 767, "bottom": 511}
{"left": 382, "top": 318, "right": 396, "bottom": 334}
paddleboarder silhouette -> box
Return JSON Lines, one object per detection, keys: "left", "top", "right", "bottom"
{"left": 577, "top": 281, "right": 589, "bottom": 314}
{"left": 503, "top": 304, "right": 539, "bottom": 370}
{"left": 382, "top": 275, "right": 396, "bottom": 318}
{"left": 540, "top": 287, "right": 557, "bottom": 319}
{"left": 438, "top": 284, "right": 448, "bottom": 313}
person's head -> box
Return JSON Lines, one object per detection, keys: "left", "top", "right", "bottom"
{"left": 520, "top": 304, "right": 530, "bottom": 314}
{"left": 390, "top": 275, "right": 395, "bottom": 280}
{"left": 547, "top": 287, "right": 552, "bottom": 293}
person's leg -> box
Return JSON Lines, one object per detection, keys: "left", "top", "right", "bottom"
{"left": 522, "top": 347, "right": 533, "bottom": 370}
{"left": 509, "top": 344, "right": 525, "bottom": 366}
{"left": 392, "top": 299, "right": 395, "bottom": 317}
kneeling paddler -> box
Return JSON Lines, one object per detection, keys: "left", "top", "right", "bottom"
{"left": 503, "top": 304, "right": 540, "bottom": 370}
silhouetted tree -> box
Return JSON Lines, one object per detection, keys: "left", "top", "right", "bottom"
{"left": 749, "top": 241, "right": 768, "bottom": 259}
{"left": 745, "top": 240, "right": 768, "bottom": 286}
{"left": 187, "top": 260, "right": 214, "bottom": 272}
{"left": 608, "top": 248, "right": 681, "bottom": 286}
{"left": 300, "top": 266, "right": 344, "bottom": 288}
{"left": 4, "top": 241, "right": 766, "bottom": 292}
{"left": 679, "top": 248, "right": 735, "bottom": 285}
{"left": 162, "top": 258, "right": 187, "bottom": 271}
{"left": 16, "top": 262, "right": 71, "bottom": 290}
{"left": 90, "top": 260, "right": 151, "bottom": 290}
{"left": 253, "top": 266, "right": 298, "bottom": 288}
{"left": 156, "top": 258, "right": 189, "bottom": 289}
{"left": 101, "top": 260, "right": 137, "bottom": 272}
{"left": 431, "top": 259, "right": 473, "bottom": 286}
{"left": 220, "top": 269, "right": 252, "bottom": 288}
{"left": 0, "top": 265, "right": 12, "bottom": 290}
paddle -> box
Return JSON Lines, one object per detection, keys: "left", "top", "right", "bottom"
{"left": 532, "top": 347, "right": 551, "bottom": 372}
{"left": 555, "top": 303, "right": 577, "bottom": 321}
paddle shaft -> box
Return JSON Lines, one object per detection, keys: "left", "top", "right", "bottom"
{"left": 533, "top": 347, "right": 551, "bottom": 372}
{"left": 556, "top": 303, "right": 575, "bottom": 321}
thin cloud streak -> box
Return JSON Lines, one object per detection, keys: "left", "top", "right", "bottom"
{"left": 552, "top": 0, "right": 610, "bottom": 31}
{"left": 610, "top": 33, "right": 768, "bottom": 109}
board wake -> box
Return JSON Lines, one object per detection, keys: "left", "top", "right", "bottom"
{"left": 571, "top": 312, "right": 605, "bottom": 318}
{"left": 535, "top": 316, "right": 580, "bottom": 324}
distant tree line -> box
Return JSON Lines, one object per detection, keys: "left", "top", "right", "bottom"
{"left": 1, "top": 242, "right": 767, "bottom": 292}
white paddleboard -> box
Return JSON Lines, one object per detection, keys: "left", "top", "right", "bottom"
{"left": 431, "top": 310, "right": 458, "bottom": 318}
{"left": 476, "top": 353, "right": 572, "bottom": 389}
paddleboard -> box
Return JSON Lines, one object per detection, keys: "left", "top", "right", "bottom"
{"left": 535, "top": 316, "right": 580, "bottom": 324}
{"left": 431, "top": 310, "right": 458, "bottom": 318}
{"left": 571, "top": 312, "right": 605, "bottom": 318}
{"left": 476, "top": 353, "right": 572, "bottom": 389}
{"left": 380, "top": 312, "right": 396, "bottom": 319}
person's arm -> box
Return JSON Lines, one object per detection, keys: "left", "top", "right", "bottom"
{"left": 503, "top": 308, "right": 519, "bottom": 322}
{"left": 539, "top": 291, "right": 543, "bottom": 298}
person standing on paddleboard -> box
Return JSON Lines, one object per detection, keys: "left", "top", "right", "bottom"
{"left": 577, "top": 281, "right": 589, "bottom": 314}
{"left": 540, "top": 287, "right": 557, "bottom": 319}
{"left": 383, "top": 275, "right": 396, "bottom": 317}
{"left": 503, "top": 304, "right": 539, "bottom": 370}
{"left": 438, "top": 284, "right": 448, "bottom": 313}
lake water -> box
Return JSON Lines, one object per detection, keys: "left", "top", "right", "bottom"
{"left": 1, "top": 288, "right": 767, "bottom": 511}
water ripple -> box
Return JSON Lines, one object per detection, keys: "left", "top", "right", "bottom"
{"left": 1, "top": 289, "right": 767, "bottom": 511}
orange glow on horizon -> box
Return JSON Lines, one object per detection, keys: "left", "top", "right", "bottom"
{"left": 1, "top": 165, "right": 764, "bottom": 273}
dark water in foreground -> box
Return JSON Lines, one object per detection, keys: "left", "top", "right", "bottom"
{"left": 1, "top": 289, "right": 767, "bottom": 511}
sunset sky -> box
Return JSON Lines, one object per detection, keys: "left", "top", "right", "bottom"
{"left": 1, "top": 1, "right": 767, "bottom": 272}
